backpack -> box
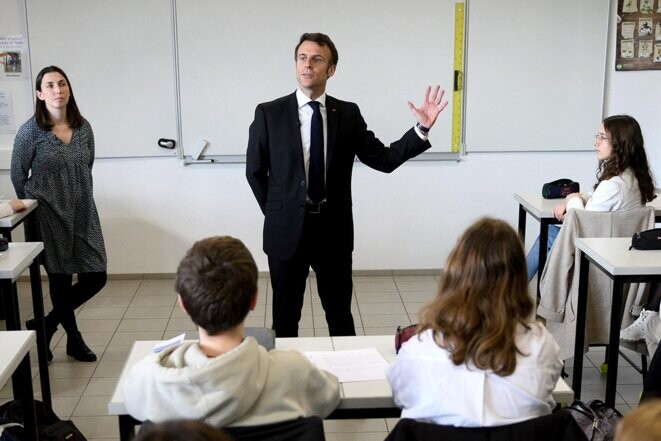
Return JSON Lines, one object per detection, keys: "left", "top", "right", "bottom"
{"left": 0, "top": 400, "right": 87, "bottom": 441}
{"left": 566, "top": 400, "right": 622, "bottom": 441}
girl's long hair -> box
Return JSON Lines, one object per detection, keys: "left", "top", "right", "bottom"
{"left": 596, "top": 115, "right": 655, "bottom": 204}
{"left": 418, "top": 217, "right": 533, "bottom": 376}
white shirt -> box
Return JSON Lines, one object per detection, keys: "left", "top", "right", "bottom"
{"left": 566, "top": 168, "right": 642, "bottom": 212}
{"left": 295, "top": 88, "right": 428, "bottom": 196}
{"left": 386, "top": 324, "right": 562, "bottom": 427}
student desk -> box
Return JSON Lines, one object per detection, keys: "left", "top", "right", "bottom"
{"left": 572, "top": 237, "right": 661, "bottom": 407}
{"left": 0, "top": 199, "right": 38, "bottom": 241}
{"left": 0, "top": 330, "right": 39, "bottom": 441}
{"left": 0, "top": 199, "right": 38, "bottom": 321}
{"left": 514, "top": 192, "right": 661, "bottom": 292}
{"left": 109, "top": 335, "right": 574, "bottom": 441}
{"left": 0, "top": 242, "right": 51, "bottom": 407}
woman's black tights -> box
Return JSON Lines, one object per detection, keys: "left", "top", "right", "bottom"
{"left": 46, "top": 272, "right": 107, "bottom": 335}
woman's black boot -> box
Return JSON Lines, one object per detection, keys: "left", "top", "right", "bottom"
{"left": 66, "top": 332, "right": 97, "bottom": 362}
{"left": 26, "top": 317, "right": 57, "bottom": 362}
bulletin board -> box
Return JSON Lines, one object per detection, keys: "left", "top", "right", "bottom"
{"left": 615, "top": 0, "right": 661, "bottom": 70}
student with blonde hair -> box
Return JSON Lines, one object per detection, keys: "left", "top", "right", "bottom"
{"left": 387, "top": 218, "right": 563, "bottom": 427}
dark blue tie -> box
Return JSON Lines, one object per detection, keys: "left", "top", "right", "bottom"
{"left": 308, "top": 101, "right": 324, "bottom": 204}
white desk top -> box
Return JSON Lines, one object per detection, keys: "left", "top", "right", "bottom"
{"left": 0, "top": 200, "right": 38, "bottom": 229}
{"left": 575, "top": 237, "right": 661, "bottom": 276}
{"left": 514, "top": 192, "right": 661, "bottom": 219}
{"left": 0, "top": 242, "right": 44, "bottom": 282}
{"left": 108, "top": 335, "right": 573, "bottom": 416}
{"left": 0, "top": 331, "right": 35, "bottom": 387}
{"left": 514, "top": 193, "right": 561, "bottom": 219}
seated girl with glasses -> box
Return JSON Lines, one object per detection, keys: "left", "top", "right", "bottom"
{"left": 526, "top": 114, "right": 656, "bottom": 281}
{"left": 387, "top": 218, "right": 563, "bottom": 427}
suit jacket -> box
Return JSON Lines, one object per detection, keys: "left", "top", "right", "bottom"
{"left": 246, "top": 92, "right": 431, "bottom": 260}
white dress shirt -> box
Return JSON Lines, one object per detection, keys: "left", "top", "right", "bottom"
{"left": 387, "top": 324, "right": 562, "bottom": 427}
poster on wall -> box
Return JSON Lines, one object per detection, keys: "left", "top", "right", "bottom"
{"left": 0, "top": 34, "right": 30, "bottom": 80}
{"left": 616, "top": 0, "right": 661, "bottom": 70}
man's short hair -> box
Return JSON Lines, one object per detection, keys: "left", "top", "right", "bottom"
{"left": 175, "top": 236, "right": 258, "bottom": 335}
{"left": 295, "top": 32, "right": 339, "bottom": 66}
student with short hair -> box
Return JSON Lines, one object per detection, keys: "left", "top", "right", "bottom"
{"left": 387, "top": 218, "right": 563, "bottom": 427}
{"left": 123, "top": 236, "right": 340, "bottom": 428}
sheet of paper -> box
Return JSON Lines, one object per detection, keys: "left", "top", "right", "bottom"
{"left": 305, "top": 348, "right": 389, "bottom": 383}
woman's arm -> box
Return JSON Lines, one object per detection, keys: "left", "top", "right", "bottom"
{"left": 10, "top": 125, "right": 36, "bottom": 199}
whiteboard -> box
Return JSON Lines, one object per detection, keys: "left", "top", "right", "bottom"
{"left": 25, "top": 0, "right": 179, "bottom": 158}
{"left": 465, "top": 0, "right": 609, "bottom": 152}
{"left": 176, "top": 0, "right": 455, "bottom": 158}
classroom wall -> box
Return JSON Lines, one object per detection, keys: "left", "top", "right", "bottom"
{"left": 0, "top": 0, "right": 658, "bottom": 275}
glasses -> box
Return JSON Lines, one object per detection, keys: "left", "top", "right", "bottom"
{"left": 594, "top": 133, "right": 610, "bottom": 143}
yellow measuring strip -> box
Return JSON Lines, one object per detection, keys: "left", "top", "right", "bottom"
{"left": 451, "top": 1, "right": 466, "bottom": 153}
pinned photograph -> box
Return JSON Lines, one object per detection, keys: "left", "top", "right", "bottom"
{"left": 639, "top": 39, "right": 653, "bottom": 58}
{"left": 656, "top": 22, "right": 661, "bottom": 40}
{"left": 621, "top": 39, "right": 635, "bottom": 58}
{"left": 655, "top": 43, "right": 661, "bottom": 62}
{"left": 623, "top": 0, "right": 638, "bottom": 13}
{"left": 639, "top": 19, "right": 653, "bottom": 36}
{"left": 0, "top": 51, "right": 22, "bottom": 74}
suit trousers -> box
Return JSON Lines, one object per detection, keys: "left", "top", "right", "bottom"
{"left": 268, "top": 210, "right": 356, "bottom": 337}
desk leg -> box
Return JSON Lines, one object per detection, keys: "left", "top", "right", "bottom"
{"left": 29, "top": 259, "right": 52, "bottom": 407}
{"left": 1, "top": 279, "right": 21, "bottom": 330}
{"left": 518, "top": 204, "right": 527, "bottom": 241}
{"left": 605, "top": 277, "right": 623, "bottom": 407}
{"left": 119, "top": 415, "right": 138, "bottom": 441}
{"left": 572, "top": 251, "right": 590, "bottom": 400}
{"left": 13, "top": 354, "right": 38, "bottom": 441}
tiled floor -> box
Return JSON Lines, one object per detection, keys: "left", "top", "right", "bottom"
{"left": 0, "top": 275, "right": 648, "bottom": 440}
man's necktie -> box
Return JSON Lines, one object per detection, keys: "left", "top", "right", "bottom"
{"left": 308, "top": 101, "right": 324, "bottom": 204}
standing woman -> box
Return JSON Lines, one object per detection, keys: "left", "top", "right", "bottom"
{"left": 11, "top": 66, "right": 107, "bottom": 362}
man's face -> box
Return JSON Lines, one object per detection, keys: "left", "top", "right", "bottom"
{"left": 295, "top": 40, "right": 336, "bottom": 98}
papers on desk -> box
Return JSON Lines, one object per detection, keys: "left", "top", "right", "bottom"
{"left": 304, "top": 348, "right": 389, "bottom": 382}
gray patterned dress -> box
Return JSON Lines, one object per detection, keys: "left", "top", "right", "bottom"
{"left": 11, "top": 117, "right": 107, "bottom": 274}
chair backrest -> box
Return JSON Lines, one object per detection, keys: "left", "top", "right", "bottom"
{"left": 383, "top": 410, "right": 587, "bottom": 441}
{"left": 224, "top": 416, "right": 325, "bottom": 441}
{"left": 538, "top": 206, "right": 655, "bottom": 359}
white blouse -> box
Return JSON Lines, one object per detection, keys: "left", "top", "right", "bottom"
{"left": 566, "top": 168, "right": 642, "bottom": 212}
{"left": 386, "top": 323, "right": 563, "bottom": 427}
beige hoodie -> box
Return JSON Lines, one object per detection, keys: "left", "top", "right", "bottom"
{"left": 123, "top": 337, "right": 340, "bottom": 427}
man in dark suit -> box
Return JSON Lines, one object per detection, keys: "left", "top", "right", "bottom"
{"left": 246, "top": 33, "right": 447, "bottom": 337}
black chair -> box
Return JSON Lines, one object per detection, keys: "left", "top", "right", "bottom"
{"left": 384, "top": 410, "right": 586, "bottom": 441}
{"left": 224, "top": 416, "right": 325, "bottom": 441}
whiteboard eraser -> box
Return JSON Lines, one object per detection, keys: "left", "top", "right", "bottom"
{"left": 192, "top": 139, "right": 209, "bottom": 160}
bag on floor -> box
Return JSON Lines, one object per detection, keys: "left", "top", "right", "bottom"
{"left": 566, "top": 399, "right": 621, "bottom": 441}
{"left": 0, "top": 399, "right": 87, "bottom": 441}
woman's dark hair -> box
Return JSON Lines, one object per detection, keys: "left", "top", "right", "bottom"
{"left": 34, "top": 65, "right": 84, "bottom": 130}
{"left": 596, "top": 115, "right": 656, "bottom": 204}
